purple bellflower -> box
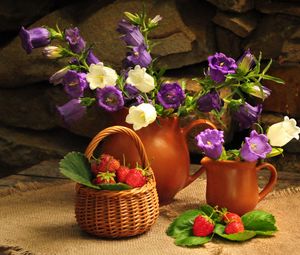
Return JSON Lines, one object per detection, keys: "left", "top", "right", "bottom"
{"left": 157, "top": 82, "right": 185, "bottom": 109}
{"left": 122, "top": 27, "right": 144, "bottom": 47}
{"left": 233, "top": 102, "right": 262, "bottom": 130}
{"left": 124, "top": 83, "right": 139, "bottom": 99}
{"left": 208, "top": 52, "right": 237, "bottom": 83}
{"left": 63, "top": 70, "right": 88, "bottom": 98}
{"left": 65, "top": 27, "right": 86, "bottom": 54}
{"left": 197, "top": 90, "right": 224, "bottom": 112}
{"left": 117, "top": 19, "right": 135, "bottom": 34}
{"left": 19, "top": 26, "right": 51, "bottom": 54}
{"left": 86, "top": 50, "right": 100, "bottom": 65}
{"left": 49, "top": 67, "right": 69, "bottom": 85}
{"left": 196, "top": 129, "right": 224, "bottom": 160}
{"left": 57, "top": 99, "right": 86, "bottom": 124}
{"left": 96, "top": 86, "right": 124, "bottom": 112}
{"left": 125, "top": 44, "right": 152, "bottom": 68}
{"left": 240, "top": 130, "right": 272, "bottom": 162}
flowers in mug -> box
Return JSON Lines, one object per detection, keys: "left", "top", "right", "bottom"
{"left": 195, "top": 116, "right": 300, "bottom": 162}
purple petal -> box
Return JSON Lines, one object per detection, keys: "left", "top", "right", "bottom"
{"left": 57, "top": 99, "right": 86, "bottom": 124}
{"left": 86, "top": 50, "right": 100, "bottom": 65}
{"left": 63, "top": 70, "right": 88, "bottom": 98}
{"left": 19, "top": 26, "right": 51, "bottom": 54}
{"left": 96, "top": 86, "right": 124, "bottom": 112}
{"left": 65, "top": 27, "right": 86, "bottom": 54}
{"left": 197, "top": 90, "right": 224, "bottom": 112}
{"left": 157, "top": 82, "right": 185, "bottom": 109}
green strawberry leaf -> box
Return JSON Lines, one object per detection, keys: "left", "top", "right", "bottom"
{"left": 200, "top": 204, "right": 222, "bottom": 222}
{"left": 166, "top": 209, "right": 202, "bottom": 238}
{"left": 59, "top": 152, "right": 100, "bottom": 190}
{"left": 98, "top": 183, "right": 132, "bottom": 191}
{"left": 175, "top": 235, "right": 212, "bottom": 247}
{"left": 242, "top": 210, "right": 278, "bottom": 235}
{"left": 214, "top": 224, "right": 256, "bottom": 241}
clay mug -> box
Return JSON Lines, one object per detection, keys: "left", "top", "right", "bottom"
{"left": 200, "top": 156, "right": 278, "bottom": 215}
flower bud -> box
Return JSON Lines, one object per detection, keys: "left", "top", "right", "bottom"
{"left": 42, "top": 46, "right": 63, "bottom": 59}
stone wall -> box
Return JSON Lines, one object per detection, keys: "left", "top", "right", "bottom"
{"left": 1, "top": 0, "right": 300, "bottom": 176}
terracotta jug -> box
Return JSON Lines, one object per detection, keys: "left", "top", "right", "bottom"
{"left": 200, "top": 157, "right": 278, "bottom": 215}
{"left": 102, "top": 108, "right": 216, "bottom": 204}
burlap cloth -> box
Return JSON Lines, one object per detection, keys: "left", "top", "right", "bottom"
{"left": 1, "top": 178, "right": 300, "bottom": 255}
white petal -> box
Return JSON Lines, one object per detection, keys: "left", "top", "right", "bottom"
{"left": 267, "top": 117, "right": 300, "bottom": 146}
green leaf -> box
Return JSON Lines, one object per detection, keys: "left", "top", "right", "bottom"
{"left": 98, "top": 183, "right": 132, "bottom": 191}
{"left": 266, "top": 147, "right": 283, "bottom": 158}
{"left": 261, "top": 74, "right": 285, "bottom": 84}
{"left": 199, "top": 204, "right": 221, "bottom": 222}
{"left": 166, "top": 209, "right": 202, "bottom": 238}
{"left": 214, "top": 224, "right": 256, "bottom": 241}
{"left": 241, "top": 210, "right": 278, "bottom": 234}
{"left": 59, "top": 152, "right": 100, "bottom": 190}
{"left": 175, "top": 236, "right": 211, "bottom": 247}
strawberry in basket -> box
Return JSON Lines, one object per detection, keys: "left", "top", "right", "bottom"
{"left": 90, "top": 154, "right": 149, "bottom": 189}
{"left": 91, "top": 154, "right": 120, "bottom": 175}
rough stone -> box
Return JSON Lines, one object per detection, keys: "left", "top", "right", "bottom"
{"left": 212, "top": 11, "right": 258, "bottom": 38}
{"left": 256, "top": 1, "right": 300, "bottom": 17}
{"left": 206, "top": 0, "right": 254, "bottom": 13}
{"left": 0, "top": 0, "right": 57, "bottom": 32}
{"left": 160, "top": 0, "right": 216, "bottom": 69}
{"left": 0, "top": 0, "right": 201, "bottom": 88}
{"left": 0, "top": 124, "right": 89, "bottom": 177}
{"left": 262, "top": 64, "right": 300, "bottom": 118}
{"left": 280, "top": 28, "right": 300, "bottom": 62}
{"left": 215, "top": 26, "right": 242, "bottom": 59}
{"left": 244, "top": 14, "right": 300, "bottom": 60}
{"left": 0, "top": 83, "right": 58, "bottom": 130}
{"left": 0, "top": 83, "right": 109, "bottom": 137}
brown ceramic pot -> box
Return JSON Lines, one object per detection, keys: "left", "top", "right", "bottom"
{"left": 200, "top": 157, "right": 278, "bottom": 215}
{"left": 101, "top": 108, "right": 216, "bottom": 204}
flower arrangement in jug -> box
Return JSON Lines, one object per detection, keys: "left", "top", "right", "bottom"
{"left": 196, "top": 116, "right": 300, "bottom": 162}
{"left": 19, "top": 9, "right": 285, "bottom": 132}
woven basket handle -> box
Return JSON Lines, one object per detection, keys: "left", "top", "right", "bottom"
{"left": 85, "top": 125, "right": 151, "bottom": 173}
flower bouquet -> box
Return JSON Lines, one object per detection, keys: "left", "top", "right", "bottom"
{"left": 19, "top": 9, "right": 284, "bottom": 131}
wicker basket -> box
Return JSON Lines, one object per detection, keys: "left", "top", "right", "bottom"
{"left": 75, "top": 126, "right": 159, "bottom": 238}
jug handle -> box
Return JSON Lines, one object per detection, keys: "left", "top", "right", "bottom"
{"left": 256, "top": 162, "right": 278, "bottom": 202}
{"left": 181, "top": 119, "right": 216, "bottom": 188}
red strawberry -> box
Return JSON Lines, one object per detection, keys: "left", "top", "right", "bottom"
{"left": 106, "top": 158, "right": 120, "bottom": 172}
{"left": 193, "top": 215, "right": 215, "bottom": 237}
{"left": 93, "top": 172, "right": 116, "bottom": 184}
{"left": 116, "top": 166, "right": 130, "bottom": 183}
{"left": 97, "top": 154, "right": 120, "bottom": 173}
{"left": 125, "top": 169, "right": 146, "bottom": 188}
{"left": 224, "top": 221, "right": 245, "bottom": 234}
{"left": 222, "top": 212, "right": 242, "bottom": 224}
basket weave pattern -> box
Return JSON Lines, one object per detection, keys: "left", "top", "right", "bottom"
{"left": 75, "top": 126, "right": 159, "bottom": 238}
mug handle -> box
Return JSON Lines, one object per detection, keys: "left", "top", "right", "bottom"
{"left": 181, "top": 119, "right": 216, "bottom": 188}
{"left": 256, "top": 162, "right": 278, "bottom": 202}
